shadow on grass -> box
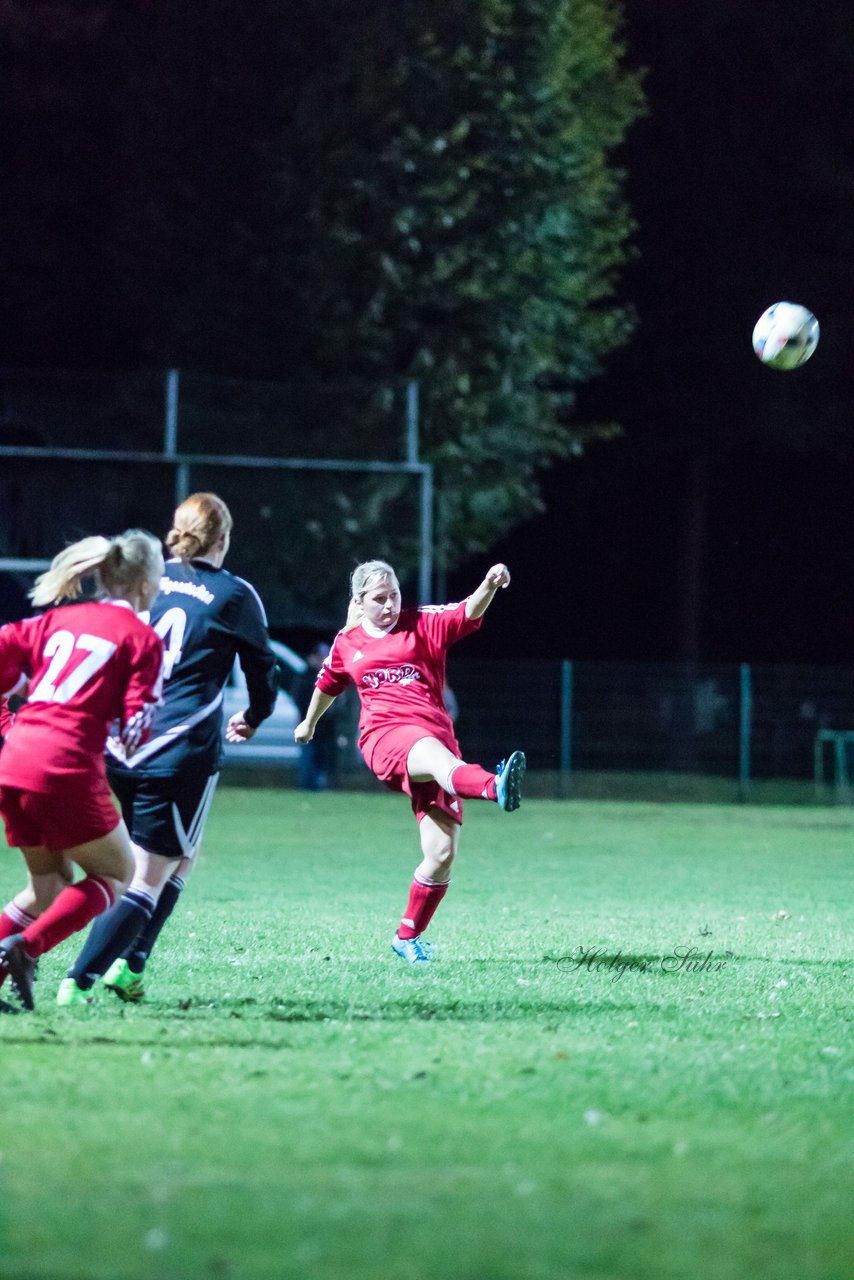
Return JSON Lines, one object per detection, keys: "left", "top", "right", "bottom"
{"left": 3, "top": 955, "right": 843, "bottom": 1038}
{"left": 0, "top": 993, "right": 662, "bottom": 1043}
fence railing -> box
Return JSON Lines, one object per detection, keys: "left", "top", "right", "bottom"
{"left": 0, "top": 367, "right": 433, "bottom": 620}
{"left": 0, "top": 367, "right": 419, "bottom": 460}
{"left": 447, "top": 657, "right": 854, "bottom": 801}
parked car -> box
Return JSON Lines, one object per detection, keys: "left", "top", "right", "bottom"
{"left": 221, "top": 639, "right": 307, "bottom": 768}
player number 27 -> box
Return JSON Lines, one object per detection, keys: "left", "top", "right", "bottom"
{"left": 30, "top": 630, "right": 118, "bottom": 704}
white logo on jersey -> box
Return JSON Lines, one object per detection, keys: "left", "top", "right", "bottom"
{"left": 361, "top": 664, "right": 421, "bottom": 690}
{"left": 160, "top": 578, "right": 215, "bottom": 605}
{"left": 449, "top": 800, "right": 460, "bottom": 812}
{"left": 353, "top": 650, "right": 365, "bottom": 661}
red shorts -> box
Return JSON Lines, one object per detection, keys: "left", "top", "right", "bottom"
{"left": 361, "top": 723, "right": 465, "bottom": 826}
{"left": 0, "top": 778, "right": 121, "bottom": 852}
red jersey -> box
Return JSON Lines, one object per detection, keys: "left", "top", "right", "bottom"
{"left": 0, "top": 600, "right": 164, "bottom": 792}
{"left": 0, "top": 696, "right": 13, "bottom": 739}
{"left": 316, "top": 599, "right": 482, "bottom": 751}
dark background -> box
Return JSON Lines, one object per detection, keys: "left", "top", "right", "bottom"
{"left": 4, "top": 2, "right": 853, "bottom": 664}
{"left": 451, "top": 1, "right": 854, "bottom": 664}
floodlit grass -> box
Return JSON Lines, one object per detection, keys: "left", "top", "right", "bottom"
{"left": 1, "top": 790, "right": 852, "bottom": 1280}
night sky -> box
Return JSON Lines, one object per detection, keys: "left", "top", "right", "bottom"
{"left": 456, "top": 1, "right": 854, "bottom": 665}
{"left": 3, "top": 4, "right": 852, "bottom": 665}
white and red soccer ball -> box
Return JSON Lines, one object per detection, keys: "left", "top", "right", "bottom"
{"left": 752, "top": 301, "right": 819, "bottom": 370}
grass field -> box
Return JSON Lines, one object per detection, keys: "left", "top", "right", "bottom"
{"left": 1, "top": 789, "right": 852, "bottom": 1280}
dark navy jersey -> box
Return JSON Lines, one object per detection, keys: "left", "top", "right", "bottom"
{"left": 107, "top": 558, "right": 277, "bottom": 776}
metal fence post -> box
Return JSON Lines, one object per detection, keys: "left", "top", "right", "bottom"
{"left": 560, "top": 659, "right": 573, "bottom": 794}
{"left": 175, "top": 461, "right": 191, "bottom": 505}
{"left": 419, "top": 464, "right": 433, "bottom": 604}
{"left": 405, "top": 379, "right": 419, "bottom": 465}
{"left": 738, "top": 662, "right": 751, "bottom": 802}
{"left": 164, "top": 369, "right": 188, "bottom": 507}
{"left": 164, "top": 369, "right": 180, "bottom": 457}
{"left": 405, "top": 380, "right": 433, "bottom": 605}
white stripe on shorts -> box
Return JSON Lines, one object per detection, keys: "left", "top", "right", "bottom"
{"left": 171, "top": 774, "right": 219, "bottom": 860}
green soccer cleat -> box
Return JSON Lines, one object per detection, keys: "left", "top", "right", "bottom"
{"left": 103, "top": 958, "right": 145, "bottom": 1003}
{"left": 56, "top": 977, "right": 95, "bottom": 1008}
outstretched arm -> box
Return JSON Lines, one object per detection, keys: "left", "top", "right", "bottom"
{"left": 465, "top": 564, "right": 511, "bottom": 620}
{"left": 295, "top": 688, "right": 338, "bottom": 743}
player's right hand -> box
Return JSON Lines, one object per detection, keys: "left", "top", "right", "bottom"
{"left": 294, "top": 720, "right": 314, "bottom": 744}
{"left": 485, "top": 563, "right": 511, "bottom": 589}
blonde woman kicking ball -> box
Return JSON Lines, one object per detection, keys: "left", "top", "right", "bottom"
{"left": 295, "top": 561, "right": 525, "bottom": 964}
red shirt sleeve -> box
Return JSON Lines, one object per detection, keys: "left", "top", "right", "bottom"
{"left": 118, "top": 627, "right": 165, "bottom": 756}
{"left": 315, "top": 631, "right": 354, "bottom": 699}
{"left": 0, "top": 620, "right": 33, "bottom": 701}
{"left": 416, "top": 599, "right": 483, "bottom": 654}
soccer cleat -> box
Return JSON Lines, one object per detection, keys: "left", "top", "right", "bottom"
{"left": 0, "top": 934, "right": 37, "bottom": 1011}
{"left": 56, "top": 977, "right": 95, "bottom": 1008}
{"left": 103, "top": 958, "right": 145, "bottom": 1003}
{"left": 494, "top": 750, "right": 526, "bottom": 812}
{"left": 391, "top": 933, "right": 434, "bottom": 964}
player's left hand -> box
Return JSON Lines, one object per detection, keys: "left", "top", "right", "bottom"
{"left": 225, "top": 710, "right": 257, "bottom": 743}
{"left": 485, "top": 563, "right": 511, "bottom": 589}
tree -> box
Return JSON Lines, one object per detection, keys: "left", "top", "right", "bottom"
{"left": 285, "top": 0, "right": 645, "bottom": 567}
{"left": 3, "top": 0, "right": 643, "bottom": 615}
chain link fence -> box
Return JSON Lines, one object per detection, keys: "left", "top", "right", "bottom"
{"left": 5, "top": 369, "right": 854, "bottom": 803}
{"left": 446, "top": 658, "right": 854, "bottom": 803}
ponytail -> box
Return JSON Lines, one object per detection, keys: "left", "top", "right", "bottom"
{"left": 30, "top": 530, "right": 164, "bottom": 607}
{"left": 343, "top": 600, "right": 365, "bottom": 632}
{"left": 30, "top": 536, "right": 112, "bottom": 605}
{"left": 166, "top": 492, "right": 232, "bottom": 561}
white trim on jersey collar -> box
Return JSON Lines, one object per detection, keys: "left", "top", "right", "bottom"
{"left": 361, "top": 617, "right": 398, "bottom": 638}
{"left": 101, "top": 598, "right": 135, "bottom": 611}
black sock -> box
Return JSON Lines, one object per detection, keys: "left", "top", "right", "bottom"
{"left": 126, "top": 875, "right": 185, "bottom": 973}
{"left": 68, "top": 889, "right": 154, "bottom": 989}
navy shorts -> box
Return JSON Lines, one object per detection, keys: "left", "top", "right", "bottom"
{"left": 108, "top": 768, "right": 219, "bottom": 862}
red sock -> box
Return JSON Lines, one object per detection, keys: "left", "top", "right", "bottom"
{"left": 0, "top": 903, "right": 35, "bottom": 987}
{"left": 448, "top": 762, "right": 496, "bottom": 801}
{"left": 397, "top": 876, "right": 449, "bottom": 939}
{"left": 21, "top": 877, "right": 114, "bottom": 959}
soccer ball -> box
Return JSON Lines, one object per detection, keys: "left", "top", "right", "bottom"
{"left": 752, "top": 302, "right": 819, "bottom": 370}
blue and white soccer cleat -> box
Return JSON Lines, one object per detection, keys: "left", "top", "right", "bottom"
{"left": 495, "top": 750, "right": 526, "bottom": 812}
{"left": 391, "top": 933, "right": 434, "bottom": 964}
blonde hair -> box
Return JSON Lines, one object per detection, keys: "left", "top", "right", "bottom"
{"left": 344, "top": 559, "right": 399, "bottom": 631}
{"left": 165, "top": 492, "right": 233, "bottom": 561}
{"left": 30, "top": 530, "right": 164, "bottom": 607}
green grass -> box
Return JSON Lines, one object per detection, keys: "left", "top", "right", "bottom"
{"left": 1, "top": 790, "right": 852, "bottom": 1280}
